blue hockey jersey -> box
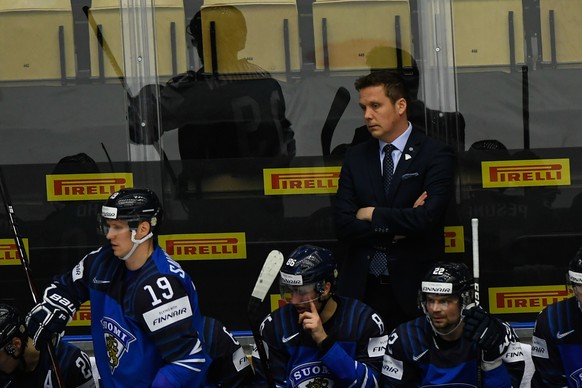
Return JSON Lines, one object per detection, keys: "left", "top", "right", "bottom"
{"left": 253, "top": 295, "right": 387, "bottom": 387}
{"left": 0, "top": 340, "right": 94, "bottom": 388}
{"left": 201, "top": 316, "right": 253, "bottom": 387}
{"left": 51, "top": 244, "right": 209, "bottom": 387}
{"left": 382, "top": 316, "right": 525, "bottom": 387}
{"left": 531, "top": 296, "right": 582, "bottom": 387}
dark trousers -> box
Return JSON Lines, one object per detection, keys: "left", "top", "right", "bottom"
{"left": 364, "top": 274, "right": 420, "bottom": 333}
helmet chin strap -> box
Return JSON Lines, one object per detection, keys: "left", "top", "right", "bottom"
{"left": 428, "top": 314, "right": 465, "bottom": 337}
{"left": 317, "top": 292, "right": 332, "bottom": 313}
{"left": 119, "top": 229, "right": 153, "bottom": 261}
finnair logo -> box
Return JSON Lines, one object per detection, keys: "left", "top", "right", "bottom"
{"left": 280, "top": 272, "right": 302, "bottom": 285}
{"left": 569, "top": 270, "right": 582, "bottom": 284}
{"left": 142, "top": 296, "right": 192, "bottom": 332}
{"left": 421, "top": 281, "right": 453, "bottom": 294}
{"left": 101, "top": 206, "right": 117, "bottom": 219}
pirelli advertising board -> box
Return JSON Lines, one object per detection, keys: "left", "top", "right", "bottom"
{"left": 69, "top": 302, "right": 92, "bottom": 327}
{"left": 263, "top": 167, "right": 340, "bottom": 195}
{"left": 0, "top": 239, "right": 29, "bottom": 265}
{"left": 46, "top": 173, "right": 134, "bottom": 201}
{"left": 158, "top": 233, "right": 247, "bottom": 260}
{"left": 444, "top": 226, "right": 464, "bottom": 253}
{"left": 489, "top": 286, "right": 574, "bottom": 314}
{"left": 481, "top": 158, "right": 570, "bottom": 188}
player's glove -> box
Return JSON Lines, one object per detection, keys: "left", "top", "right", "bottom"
{"left": 462, "top": 304, "right": 510, "bottom": 361}
{"left": 26, "top": 284, "right": 77, "bottom": 349}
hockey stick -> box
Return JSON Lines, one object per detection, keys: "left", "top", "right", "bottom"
{"left": 471, "top": 218, "right": 480, "bottom": 306}
{"left": 0, "top": 167, "right": 65, "bottom": 388}
{"left": 321, "top": 86, "right": 351, "bottom": 156}
{"left": 471, "top": 217, "right": 482, "bottom": 387}
{"left": 248, "top": 250, "right": 284, "bottom": 388}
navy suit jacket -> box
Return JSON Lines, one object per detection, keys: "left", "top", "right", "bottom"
{"left": 333, "top": 128, "right": 455, "bottom": 316}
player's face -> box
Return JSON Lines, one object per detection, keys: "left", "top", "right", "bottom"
{"left": 281, "top": 283, "right": 320, "bottom": 314}
{"left": 105, "top": 219, "right": 133, "bottom": 257}
{"left": 358, "top": 85, "right": 407, "bottom": 143}
{"left": 425, "top": 294, "right": 461, "bottom": 331}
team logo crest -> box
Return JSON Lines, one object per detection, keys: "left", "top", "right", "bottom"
{"left": 569, "top": 367, "right": 582, "bottom": 386}
{"left": 305, "top": 377, "right": 331, "bottom": 388}
{"left": 101, "top": 317, "right": 136, "bottom": 373}
{"left": 289, "top": 361, "right": 334, "bottom": 387}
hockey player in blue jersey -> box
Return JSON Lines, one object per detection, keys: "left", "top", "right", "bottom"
{"left": 201, "top": 316, "right": 253, "bottom": 387}
{"left": 0, "top": 303, "right": 95, "bottom": 387}
{"left": 382, "top": 262, "right": 525, "bottom": 387}
{"left": 531, "top": 247, "right": 582, "bottom": 387}
{"left": 252, "top": 245, "right": 387, "bottom": 387}
{"left": 25, "top": 188, "right": 210, "bottom": 387}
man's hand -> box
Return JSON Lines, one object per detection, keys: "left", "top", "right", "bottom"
{"left": 356, "top": 207, "right": 374, "bottom": 222}
{"left": 414, "top": 191, "right": 427, "bottom": 208}
{"left": 25, "top": 284, "right": 77, "bottom": 349}
{"left": 462, "top": 305, "right": 510, "bottom": 361}
{"left": 298, "top": 301, "right": 327, "bottom": 345}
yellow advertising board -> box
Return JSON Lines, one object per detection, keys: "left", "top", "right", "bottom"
{"left": 0, "top": 239, "right": 29, "bottom": 266}
{"left": 69, "top": 301, "right": 92, "bottom": 327}
{"left": 158, "top": 233, "right": 247, "bottom": 260}
{"left": 263, "top": 167, "right": 341, "bottom": 195}
{"left": 444, "top": 226, "right": 464, "bottom": 253}
{"left": 481, "top": 159, "right": 570, "bottom": 188}
{"left": 489, "top": 285, "right": 573, "bottom": 314}
{"left": 46, "top": 173, "right": 134, "bottom": 201}
{"left": 270, "top": 293, "right": 286, "bottom": 312}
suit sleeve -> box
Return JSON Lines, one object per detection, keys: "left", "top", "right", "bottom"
{"left": 370, "top": 142, "right": 454, "bottom": 235}
{"left": 334, "top": 147, "right": 380, "bottom": 243}
{"left": 531, "top": 310, "right": 567, "bottom": 387}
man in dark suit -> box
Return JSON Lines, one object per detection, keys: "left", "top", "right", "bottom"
{"left": 333, "top": 70, "right": 455, "bottom": 331}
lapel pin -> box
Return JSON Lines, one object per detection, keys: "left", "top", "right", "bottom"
{"left": 405, "top": 154, "right": 412, "bottom": 160}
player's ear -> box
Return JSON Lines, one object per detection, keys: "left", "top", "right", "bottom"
{"left": 396, "top": 97, "right": 407, "bottom": 115}
{"left": 7, "top": 337, "right": 22, "bottom": 357}
{"left": 137, "top": 220, "right": 151, "bottom": 237}
{"left": 323, "top": 281, "right": 332, "bottom": 296}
